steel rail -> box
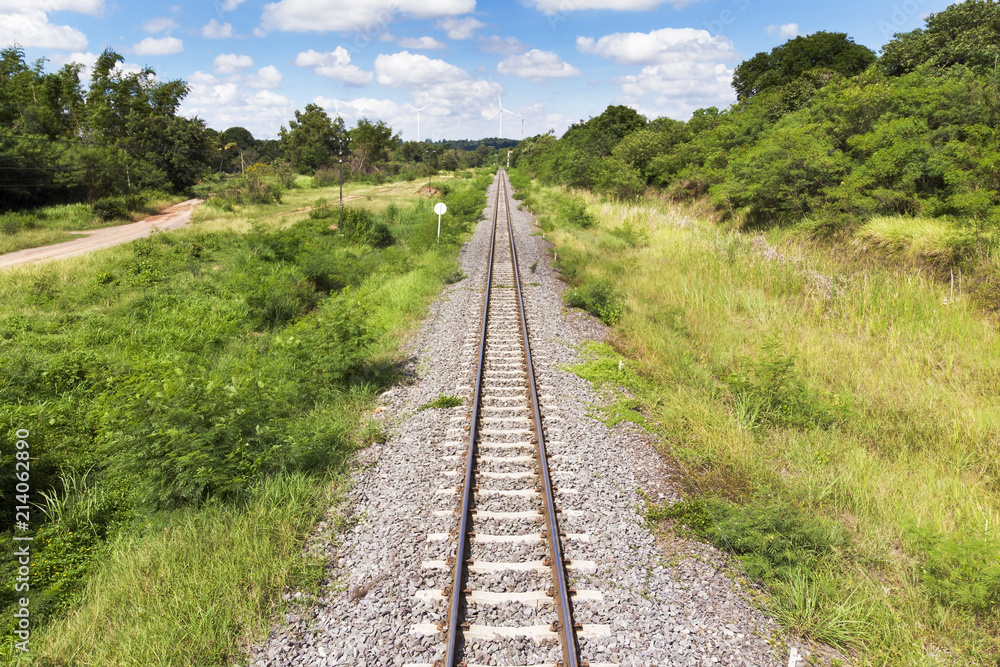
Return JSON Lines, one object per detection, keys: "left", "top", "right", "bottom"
{"left": 439, "top": 169, "right": 582, "bottom": 667}
{"left": 499, "top": 170, "right": 582, "bottom": 666}
{"left": 440, "top": 170, "right": 500, "bottom": 666}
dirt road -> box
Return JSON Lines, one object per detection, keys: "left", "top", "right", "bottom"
{"left": 0, "top": 198, "right": 203, "bottom": 270}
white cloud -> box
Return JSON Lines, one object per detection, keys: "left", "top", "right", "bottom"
{"left": 479, "top": 35, "right": 525, "bottom": 54}
{"left": 528, "top": 0, "right": 696, "bottom": 12}
{"left": 202, "top": 19, "right": 235, "bottom": 39}
{"left": 577, "top": 27, "right": 736, "bottom": 65}
{"left": 497, "top": 49, "right": 581, "bottom": 82}
{"left": 0, "top": 0, "right": 103, "bottom": 14}
{"left": 314, "top": 96, "right": 403, "bottom": 122}
{"left": 0, "top": 11, "right": 88, "bottom": 50}
{"left": 247, "top": 65, "right": 283, "bottom": 88}
{"left": 181, "top": 77, "right": 295, "bottom": 139}
{"left": 294, "top": 48, "right": 372, "bottom": 85}
{"left": 616, "top": 62, "right": 735, "bottom": 118}
{"left": 766, "top": 23, "right": 802, "bottom": 39}
{"left": 375, "top": 51, "right": 468, "bottom": 87}
{"left": 398, "top": 35, "right": 446, "bottom": 50}
{"left": 579, "top": 27, "right": 737, "bottom": 119}
{"left": 261, "top": 0, "right": 474, "bottom": 33}
{"left": 213, "top": 53, "right": 254, "bottom": 75}
{"left": 221, "top": 0, "right": 246, "bottom": 10}
{"left": 438, "top": 16, "right": 483, "bottom": 40}
{"left": 142, "top": 17, "right": 178, "bottom": 34}
{"left": 132, "top": 36, "right": 183, "bottom": 55}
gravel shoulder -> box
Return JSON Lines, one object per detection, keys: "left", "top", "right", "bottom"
{"left": 249, "top": 173, "right": 795, "bottom": 666}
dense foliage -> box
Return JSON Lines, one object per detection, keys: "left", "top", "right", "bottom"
{"left": 514, "top": 0, "right": 1000, "bottom": 256}
{"left": 0, "top": 48, "right": 213, "bottom": 210}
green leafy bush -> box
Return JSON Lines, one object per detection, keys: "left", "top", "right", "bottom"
{"left": 564, "top": 278, "right": 626, "bottom": 324}
{"left": 0, "top": 212, "right": 38, "bottom": 234}
{"left": 92, "top": 196, "right": 129, "bottom": 221}
{"left": 650, "top": 497, "right": 848, "bottom": 581}
{"left": 558, "top": 196, "right": 595, "bottom": 228}
{"left": 725, "top": 340, "right": 842, "bottom": 430}
{"left": 909, "top": 529, "right": 1000, "bottom": 617}
{"left": 344, "top": 208, "right": 394, "bottom": 248}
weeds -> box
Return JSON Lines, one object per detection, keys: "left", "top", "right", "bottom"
{"left": 418, "top": 395, "right": 464, "bottom": 411}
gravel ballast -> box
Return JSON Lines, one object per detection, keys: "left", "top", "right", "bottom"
{"left": 250, "top": 172, "right": 793, "bottom": 666}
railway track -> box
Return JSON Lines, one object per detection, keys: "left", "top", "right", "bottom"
{"left": 409, "top": 170, "right": 611, "bottom": 667}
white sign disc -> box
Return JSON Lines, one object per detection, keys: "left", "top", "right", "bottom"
{"left": 434, "top": 202, "right": 447, "bottom": 215}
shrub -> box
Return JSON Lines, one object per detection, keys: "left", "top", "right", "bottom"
{"left": 724, "top": 340, "right": 842, "bottom": 430}
{"left": 0, "top": 212, "right": 38, "bottom": 235}
{"left": 650, "top": 497, "right": 847, "bottom": 581}
{"left": 92, "top": 197, "right": 129, "bottom": 221}
{"left": 343, "top": 208, "right": 394, "bottom": 248}
{"left": 558, "top": 197, "right": 595, "bottom": 228}
{"left": 564, "top": 278, "right": 626, "bottom": 324}
{"left": 909, "top": 529, "right": 1000, "bottom": 617}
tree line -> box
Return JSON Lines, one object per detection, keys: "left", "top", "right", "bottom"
{"left": 0, "top": 46, "right": 505, "bottom": 214}
{"left": 513, "top": 0, "right": 999, "bottom": 233}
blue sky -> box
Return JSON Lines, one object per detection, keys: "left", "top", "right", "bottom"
{"left": 2, "top": 0, "right": 955, "bottom": 141}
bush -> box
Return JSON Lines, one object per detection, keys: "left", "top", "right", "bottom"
{"left": 650, "top": 497, "right": 847, "bottom": 581}
{"left": 910, "top": 529, "right": 1000, "bottom": 617}
{"left": 564, "top": 278, "right": 626, "bottom": 324}
{"left": 343, "top": 208, "right": 394, "bottom": 248}
{"left": 0, "top": 212, "right": 38, "bottom": 234}
{"left": 92, "top": 197, "right": 129, "bottom": 221}
{"left": 558, "top": 197, "right": 595, "bottom": 228}
{"left": 724, "top": 340, "right": 842, "bottom": 430}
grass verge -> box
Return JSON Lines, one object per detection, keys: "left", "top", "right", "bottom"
{"left": 0, "top": 171, "right": 494, "bottom": 664}
{"left": 515, "top": 171, "right": 1000, "bottom": 666}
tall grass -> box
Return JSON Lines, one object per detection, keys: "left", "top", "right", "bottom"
{"left": 527, "top": 177, "right": 1000, "bottom": 665}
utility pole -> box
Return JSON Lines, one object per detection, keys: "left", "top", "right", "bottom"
{"left": 338, "top": 135, "right": 351, "bottom": 237}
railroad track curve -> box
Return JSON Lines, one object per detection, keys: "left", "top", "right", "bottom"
{"left": 409, "top": 170, "right": 611, "bottom": 666}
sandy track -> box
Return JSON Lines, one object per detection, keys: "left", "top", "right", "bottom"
{"left": 0, "top": 198, "right": 203, "bottom": 270}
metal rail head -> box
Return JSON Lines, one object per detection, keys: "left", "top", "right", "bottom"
{"left": 498, "top": 169, "right": 583, "bottom": 667}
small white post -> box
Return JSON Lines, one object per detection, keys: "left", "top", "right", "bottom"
{"left": 434, "top": 201, "right": 447, "bottom": 246}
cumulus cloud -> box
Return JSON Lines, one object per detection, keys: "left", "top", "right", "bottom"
{"left": 181, "top": 82, "right": 295, "bottom": 138}
{"left": 497, "top": 49, "right": 581, "bottom": 82}
{"left": 375, "top": 51, "right": 467, "bottom": 87}
{"left": 616, "top": 62, "right": 735, "bottom": 117}
{"left": 579, "top": 27, "right": 737, "bottom": 119}
{"left": 0, "top": 11, "right": 88, "bottom": 50}
{"left": 142, "top": 17, "right": 178, "bottom": 34}
{"left": 294, "top": 47, "right": 372, "bottom": 85}
{"left": 132, "top": 36, "right": 183, "bottom": 55}
{"left": 221, "top": 0, "right": 246, "bottom": 10}
{"left": 438, "top": 16, "right": 484, "bottom": 40}
{"left": 398, "top": 35, "right": 445, "bottom": 49}
{"left": 202, "top": 19, "right": 235, "bottom": 38}
{"left": 0, "top": 0, "right": 103, "bottom": 14}
{"left": 479, "top": 35, "right": 525, "bottom": 54}
{"left": 213, "top": 53, "right": 254, "bottom": 75}
{"left": 527, "top": 0, "right": 697, "bottom": 12}
{"left": 261, "top": 0, "right": 474, "bottom": 33}
{"left": 766, "top": 23, "right": 802, "bottom": 39}
{"left": 247, "top": 65, "right": 284, "bottom": 88}
{"left": 576, "top": 27, "right": 736, "bottom": 65}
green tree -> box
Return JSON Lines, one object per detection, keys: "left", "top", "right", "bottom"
{"left": 349, "top": 118, "right": 398, "bottom": 174}
{"left": 279, "top": 104, "right": 341, "bottom": 173}
{"left": 880, "top": 0, "right": 1000, "bottom": 76}
{"left": 732, "top": 32, "right": 876, "bottom": 101}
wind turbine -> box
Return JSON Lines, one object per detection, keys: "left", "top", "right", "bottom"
{"left": 332, "top": 99, "right": 352, "bottom": 122}
{"left": 405, "top": 102, "right": 431, "bottom": 143}
{"left": 487, "top": 94, "right": 520, "bottom": 139}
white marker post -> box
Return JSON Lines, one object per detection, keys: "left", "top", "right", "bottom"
{"left": 434, "top": 201, "right": 447, "bottom": 245}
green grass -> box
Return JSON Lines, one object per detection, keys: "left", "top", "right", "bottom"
{"left": 418, "top": 395, "right": 464, "bottom": 411}
{"left": 521, "top": 174, "right": 1000, "bottom": 665}
{"left": 0, "top": 170, "right": 494, "bottom": 664}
